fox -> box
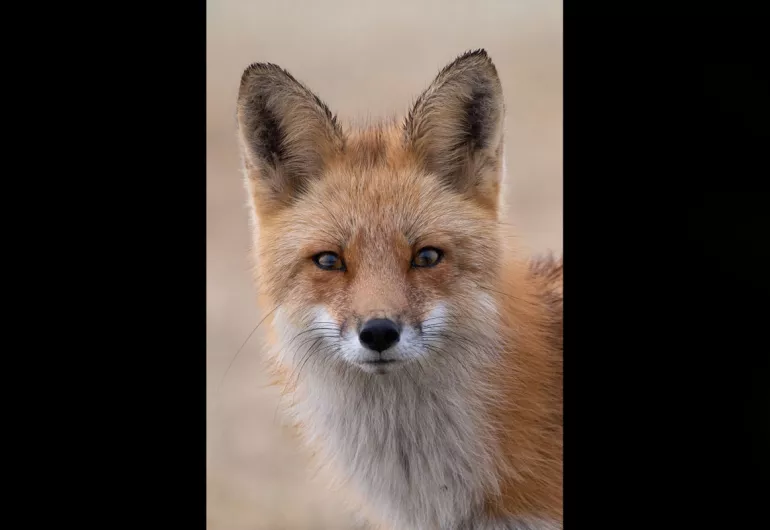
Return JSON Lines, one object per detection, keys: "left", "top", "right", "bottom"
{"left": 235, "top": 49, "right": 562, "bottom": 530}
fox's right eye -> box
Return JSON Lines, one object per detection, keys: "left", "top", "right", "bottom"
{"left": 312, "top": 252, "right": 345, "bottom": 271}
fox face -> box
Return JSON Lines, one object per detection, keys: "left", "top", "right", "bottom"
{"left": 238, "top": 50, "right": 507, "bottom": 375}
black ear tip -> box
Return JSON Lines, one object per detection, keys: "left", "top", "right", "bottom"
{"left": 239, "top": 62, "right": 289, "bottom": 89}
{"left": 439, "top": 49, "right": 498, "bottom": 81}
{"left": 456, "top": 48, "right": 492, "bottom": 63}
{"left": 465, "top": 48, "right": 488, "bottom": 57}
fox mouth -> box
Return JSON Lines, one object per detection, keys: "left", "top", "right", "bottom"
{"left": 363, "top": 359, "right": 397, "bottom": 365}
{"left": 356, "top": 358, "right": 402, "bottom": 374}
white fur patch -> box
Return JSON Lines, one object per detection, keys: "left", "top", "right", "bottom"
{"left": 336, "top": 306, "right": 443, "bottom": 370}
{"left": 268, "top": 296, "right": 556, "bottom": 529}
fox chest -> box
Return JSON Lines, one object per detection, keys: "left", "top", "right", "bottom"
{"left": 297, "top": 379, "right": 495, "bottom": 529}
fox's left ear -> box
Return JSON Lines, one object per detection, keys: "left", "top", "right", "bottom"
{"left": 405, "top": 49, "right": 505, "bottom": 209}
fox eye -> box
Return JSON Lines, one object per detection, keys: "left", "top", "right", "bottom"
{"left": 312, "top": 252, "right": 345, "bottom": 271}
{"left": 412, "top": 247, "right": 443, "bottom": 268}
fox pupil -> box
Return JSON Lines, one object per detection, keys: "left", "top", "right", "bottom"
{"left": 413, "top": 248, "right": 442, "bottom": 268}
{"left": 313, "top": 252, "right": 342, "bottom": 270}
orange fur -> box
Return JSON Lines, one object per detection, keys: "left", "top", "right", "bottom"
{"left": 237, "top": 50, "right": 562, "bottom": 529}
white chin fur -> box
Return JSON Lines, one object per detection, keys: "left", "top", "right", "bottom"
{"left": 269, "top": 296, "right": 511, "bottom": 530}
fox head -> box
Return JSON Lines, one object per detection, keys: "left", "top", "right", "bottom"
{"left": 237, "top": 50, "right": 508, "bottom": 375}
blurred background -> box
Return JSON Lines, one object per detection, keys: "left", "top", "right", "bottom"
{"left": 207, "top": 1, "right": 562, "bottom": 528}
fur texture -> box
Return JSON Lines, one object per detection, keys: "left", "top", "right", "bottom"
{"left": 236, "top": 49, "right": 562, "bottom": 530}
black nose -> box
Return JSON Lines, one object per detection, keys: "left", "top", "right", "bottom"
{"left": 359, "top": 318, "right": 400, "bottom": 352}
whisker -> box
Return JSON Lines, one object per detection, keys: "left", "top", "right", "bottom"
{"left": 217, "top": 303, "right": 282, "bottom": 395}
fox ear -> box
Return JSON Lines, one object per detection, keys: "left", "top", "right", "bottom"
{"left": 237, "top": 63, "right": 344, "bottom": 213}
{"left": 405, "top": 50, "right": 505, "bottom": 208}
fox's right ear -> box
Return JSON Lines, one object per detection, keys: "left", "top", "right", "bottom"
{"left": 237, "top": 63, "right": 344, "bottom": 214}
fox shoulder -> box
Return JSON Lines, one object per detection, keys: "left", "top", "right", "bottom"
{"left": 529, "top": 253, "right": 563, "bottom": 350}
{"left": 529, "top": 253, "right": 562, "bottom": 300}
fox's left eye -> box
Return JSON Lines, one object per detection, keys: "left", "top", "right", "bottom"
{"left": 412, "top": 247, "right": 444, "bottom": 268}
{"left": 312, "top": 252, "right": 345, "bottom": 271}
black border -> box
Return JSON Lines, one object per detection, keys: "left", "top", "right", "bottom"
{"left": 27, "top": 1, "right": 208, "bottom": 527}
{"left": 565, "top": 8, "right": 768, "bottom": 528}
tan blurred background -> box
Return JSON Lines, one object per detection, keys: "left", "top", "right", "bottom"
{"left": 207, "top": 1, "right": 562, "bottom": 528}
